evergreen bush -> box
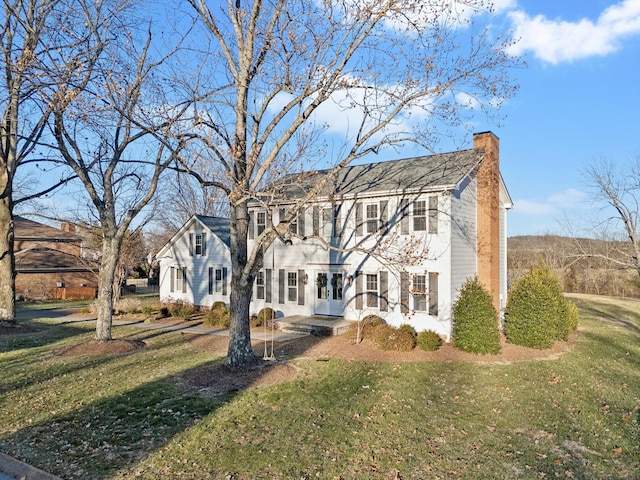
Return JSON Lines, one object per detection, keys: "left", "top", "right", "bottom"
{"left": 416, "top": 330, "right": 441, "bottom": 351}
{"left": 452, "top": 277, "right": 501, "bottom": 354}
{"left": 504, "top": 264, "right": 578, "bottom": 349}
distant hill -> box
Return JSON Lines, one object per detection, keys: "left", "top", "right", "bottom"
{"left": 507, "top": 235, "right": 639, "bottom": 298}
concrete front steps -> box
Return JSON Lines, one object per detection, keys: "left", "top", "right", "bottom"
{"left": 276, "top": 315, "right": 353, "bottom": 336}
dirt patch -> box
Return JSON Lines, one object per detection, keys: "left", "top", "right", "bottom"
{"left": 179, "top": 328, "right": 580, "bottom": 395}
{"left": 56, "top": 339, "right": 146, "bottom": 356}
{"left": 187, "top": 327, "right": 581, "bottom": 364}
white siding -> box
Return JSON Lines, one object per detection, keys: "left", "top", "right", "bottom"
{"left": 449, "top": 175, "right": 478, "bottom": 306}
{"left": 158, "top": 218, "right": 231, "bottom": 308}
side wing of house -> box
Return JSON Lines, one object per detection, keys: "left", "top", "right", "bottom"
{"left": 158, "top": 217, "right": 231, "bottom": 307}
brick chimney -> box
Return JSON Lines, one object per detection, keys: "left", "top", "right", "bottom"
{"left": 474, "top": 131, "right": 501, "bottom": 312}
{"left": 61, "top": 222, "right": 76, "bottom": 234}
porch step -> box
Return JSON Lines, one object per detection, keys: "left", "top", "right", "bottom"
{"left": 277, "top": 315, "right": 353, "bottom": 336}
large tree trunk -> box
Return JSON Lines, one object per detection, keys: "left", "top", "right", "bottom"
{"left": 225, "top": 201, "right": 258, "bottom": 370}
{"left": 0, "top": 186, "right": 15, "bottom": 323}
{"left": 94, "top": 237, "right": 120, "bottom": 341}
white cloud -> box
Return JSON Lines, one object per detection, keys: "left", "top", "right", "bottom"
{"left": 514, "top": 188, "right": 588, "bottom": 216}
{"left": 507, "top": 0, "right": 640, "bottom": 64}
{"left": 547, "top": 188, "right": 588, "bottom": 207}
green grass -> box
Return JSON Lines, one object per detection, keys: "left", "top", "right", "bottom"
{"left": 1, "top": 294, "right": 639, "bottom": 479}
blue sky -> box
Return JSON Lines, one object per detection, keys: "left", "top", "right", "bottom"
{"left": 481, "top": 0, "right": 640, "bottom": 236}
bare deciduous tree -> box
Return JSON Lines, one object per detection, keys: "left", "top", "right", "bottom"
{"left": 179, "top": 0, "right": 520, "bottom": 369}
{"left": 48, "top": 13, "right": 191, "bottom": 341}
{"left": 580, "top": 157, "right": 640, "bottom": 279}
{"left": 0, "top": 0, "right": 101, "bottom": 322}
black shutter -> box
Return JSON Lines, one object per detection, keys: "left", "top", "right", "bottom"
{"left": 355, "top": 202, "right": 363, "bottom": 236}
{"left": 202, "top": 232, "right": 207, "bottom": 256}
{"left": 278, "top": 269, "right": 285, "bottom": 304}
{"left": 248, "top": 212, "right": 254, "bottom": 240}
{"left": 355, "top": 271, "right": 363, "bottom": 310}
{"left": 429, "top": 272, "right": 439, "bottom": 315}
{"left": 298, "top": 208, "right": 305, "bottom": 236}
{"left": 400, "top": 199, "right": 409, "bottom": 234}
{"left": 298, "top": 269, "right": 305, "bottom": 305}
{"left": 182, "top": 267, "right": 187, "bottom": 293}
{"left": 313, "top": 206, "right": 320, "bottom": 236}
{"left": 170, "top": 267, "right": 174, "bottom": 293}
{"left": 222, "top": 267, "right": 228, "bottom": 295}
{"left": 379, "top": 200, "right": 388, "bottom": 232}
{"left": 400, "top": 271, "right": 410, "bottom": 314}
{"left": 266, "top": 268, "right": 272, "bottom": 303}
{"left": 379, "top": 271, "right": 388, "bottom": 312}
{"left": 189, "top": 233, "right": 194, "bottom": 256}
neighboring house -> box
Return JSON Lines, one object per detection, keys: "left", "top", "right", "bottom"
{"left": 159, "top": 132, "right": 512, "bottom": 341}
{"left": 248, "top": 131, "right": 512, "bottom": 340}
{"left": 157, "top": 215, "right": 232, "bottom": 307}
{"left": 14, "top": 216, "right": 98, "bottom": 300}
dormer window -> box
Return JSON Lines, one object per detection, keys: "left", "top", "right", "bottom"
{"left": 189, "top": 232, "right": 206, "bottom": 256}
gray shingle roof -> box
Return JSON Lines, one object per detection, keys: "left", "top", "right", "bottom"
{"left": 195, "top": 215, "right": 231, "bottom": 248}
{"left": 275, "top": 149, "right": 480, "bottom": 199}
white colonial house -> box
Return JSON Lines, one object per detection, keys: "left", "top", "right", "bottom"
{"left": 157, "top": 215, "right": 232, "bottom": 307}
{"left": 248, "top": 131, "right": 511, "bottom": 340}
{"left": 159, "top": 132, "right": 511, "bottom": 341}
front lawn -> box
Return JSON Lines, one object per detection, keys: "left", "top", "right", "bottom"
{"left": 1, "top": 294, "right": 638, "bottom": 479}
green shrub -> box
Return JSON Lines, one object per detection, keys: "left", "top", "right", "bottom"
{"left": 417, "top": 330, "right": 441, "bottom": 351}
{"left": 504, "top": 264, "right": 578, "bottom": 349}
{"left": 452, "top": 277, "right": 501, "bottom": 354}
{"left": 253, "top": 307, "right": 276, "bottom": 328}
{"left": 398, "top": 323, "right": 417, "bottom": 339}
{"left": 212, "top": 301, "right": 227, "bottom": 311}
{"left": 371, "top": 323, "right": 416, "bottom": 351}
{"left": 203, "top": 307, "right": 230, "bottom": 328}
{"left": 141, "top": 306, "right": 154, "bottom": 315}
{"left": 168, "top": 300, "right": 196, "bottom": 319}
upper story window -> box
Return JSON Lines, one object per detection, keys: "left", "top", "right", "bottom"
{"left": 366, "top": 204, "right": 379, "bottom": 234}
{"left": 189, "top": 232, "right": 206, "bottom": 256}
{"left": 257, "top": 212, "right": 266, "bottom": 235}
{"left": 413, "top": 201, "right": 426, "bottom": 231}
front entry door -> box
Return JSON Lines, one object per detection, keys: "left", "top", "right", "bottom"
{"left": 314, "top": 271, "right": 343, "bottom": 316}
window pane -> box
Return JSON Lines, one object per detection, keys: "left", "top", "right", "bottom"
{"left": 366, "top": 274, "right": 378, "bottom": 308}
{"left": 413, "top": 201, "right": 426, "bottom": 231}
{"left": 195, "top": 234, "right": 203, "bottom": 254}
{"left": 332, "top": 273, "right": 343, "bottom": 300}
{"left": 215, "top": 269, "right": 222, "bottom": 292}
{"left": 317, "top": 273, "right": 328, "bottom": 299}
{"left": 256, "top": 271, "right": 265, "bottom": 299}
{"left": 288, "top": 272, "right": 297, "bottom": 302}
{"left": 257, "top": 212, "right": 266, "bottom": 235}
{"left": 366, "top": 204, "right": 378, "bottom": 233}
{"left": 413, "top": 275, "right": 427, "bottom": 311}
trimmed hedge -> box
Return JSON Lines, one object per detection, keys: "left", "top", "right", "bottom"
{"left": 417, "top": 330, "right": 441, "bottom": 351}
{"left": 504, "top": 263, "right": 579, "bottom": 349}
{"left": 452, "top": 277, "right": 501, "bottom": 354}
{"left": 203, "top": 307, "right": 230, "bottom": 328}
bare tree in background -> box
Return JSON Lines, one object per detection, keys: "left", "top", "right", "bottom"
{"left": 154, "top": 171, "right": 229, "bottom": 233}
{"left": 0, "top": 0, "right": 104, "bottom": 323}
{"left": 580, "top": 157, "right": 640, "bottom": 280}
{"left": 48, "top": 11, "right": 191, "bottom": 341}
{"left": 179, "top": 0, "right": 520, "bottom": 369}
